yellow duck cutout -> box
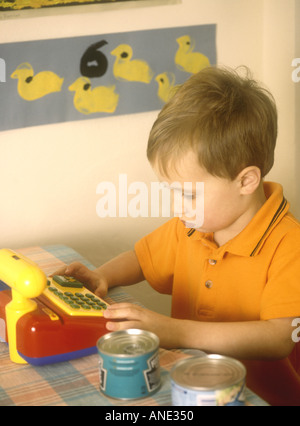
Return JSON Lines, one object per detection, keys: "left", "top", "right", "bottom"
{"left": 11, "top": 63, "right": 64, "bottom": 101}
{"left": 69, "top": 77, "right": 119, "bottom": 115}
{"left": 111, "top": 44, "right": 154, "bottom": 84}
{"left": 175, "top": 35, "right": 211, "bottom": 74}
{"left": 155, "top": 72, "right": 180, "bottom": 104}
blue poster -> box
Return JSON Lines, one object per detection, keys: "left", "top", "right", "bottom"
{"left": 0, "top": 24, "right": 217, "bottom": 131}
{"left": 0, "top": 0, "right": 141, "bottom": 11}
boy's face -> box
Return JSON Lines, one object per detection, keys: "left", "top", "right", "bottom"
{"left": 154, "top": 150, "right": 246, "bottom": 234}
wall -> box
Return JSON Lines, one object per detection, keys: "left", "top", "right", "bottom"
{"left": 262, "top": 0, "right": 298, "bottom": 217}
{"left": 0, "top": 0, "right": 297, "bottom": 314}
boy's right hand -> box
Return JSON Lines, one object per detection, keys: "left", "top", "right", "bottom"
{"left": 50, "top": 262, "right": 108, "bottom": 298}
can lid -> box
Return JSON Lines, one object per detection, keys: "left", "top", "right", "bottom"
{"left": 171, "top": 355, "right": 246, "bottom": 391}
{"left": 97, "top": 329, "right": 159, "bottom": 357}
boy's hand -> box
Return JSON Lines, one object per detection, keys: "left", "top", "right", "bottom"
{"left": 50, "top": 262, "right": 108, "bottom": 298}
{"left": 103, "top": 303, "right": 181, "bottom": 349}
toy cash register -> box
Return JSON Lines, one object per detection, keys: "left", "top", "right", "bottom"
{"left": 0, "top": 249, "right": 109, "bottom": 366}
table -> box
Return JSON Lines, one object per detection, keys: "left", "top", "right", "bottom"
{"left": 0, "top": 245, "right": 269, "bottom": 406}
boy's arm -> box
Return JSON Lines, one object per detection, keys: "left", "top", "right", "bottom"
{"left": 104, "top": 303, "right": 296, "bottom": 361}
{"left": 95, "top": 250, "right": 145, "bottom": 289}
{"left": 52, "top": 250, "right": 145, "bottom": 297}
{"left": 177, "top": 316, "right": 296, "bottom": 360}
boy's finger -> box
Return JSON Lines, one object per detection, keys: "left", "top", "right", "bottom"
{"left": 106, "top": 303, "right": 137, "bottom": 311}
{"left": 104, "top": 304, "right": 141, "bottom": 320}
{"left": 106, "top": 321, "right": 140, "bottom": 332}
{"left": 50, "top": 262, "right": 82, "bottom": 277}
{"left": 49, "top": 266, "right": 68, "bottom": 277}
{"left": 64, "top": 262, "right": 85, "bottom": 275}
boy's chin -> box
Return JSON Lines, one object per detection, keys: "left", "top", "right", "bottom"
{"left": 180, "top": 219, "right": 203, "bottom": 230}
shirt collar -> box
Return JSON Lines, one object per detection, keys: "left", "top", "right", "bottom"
{"left": 187, "top": 182, "right": 289, "bottom": 258}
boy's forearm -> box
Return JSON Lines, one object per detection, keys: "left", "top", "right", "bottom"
{"left": 95, "top": 250, "right": 145, "bottom": 289}
{"left": 175, "top": 317, "right": 295, "bottom": 361}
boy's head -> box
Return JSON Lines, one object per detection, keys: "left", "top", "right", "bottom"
{"left": 147, "top": 66, "right": 278, "bottom": 181}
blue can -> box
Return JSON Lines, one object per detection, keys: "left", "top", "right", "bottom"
{"left": 97, "top": 329, "right": 161, "bottom": 400}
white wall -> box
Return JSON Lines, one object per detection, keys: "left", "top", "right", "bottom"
{"left": 263, "top": 0, "right": 298, "bottom": 216}
{"left": 0, "top": 0, "right": 298, "bottom": 312}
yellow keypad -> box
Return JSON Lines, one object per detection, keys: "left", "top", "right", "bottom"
{"left": 43, "top": 276, "right": 108, "bottom": 317}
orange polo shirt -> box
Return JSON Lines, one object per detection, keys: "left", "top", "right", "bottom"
{"left": 135, "top": 182, "right": 300, "bottom": 406}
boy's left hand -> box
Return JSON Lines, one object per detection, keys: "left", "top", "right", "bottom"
{"left": 103, "top": 303, "right": 180, "bottom": 349}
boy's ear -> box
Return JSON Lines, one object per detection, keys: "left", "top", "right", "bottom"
{"left": 237, "top": 166, "right": 262, "bottom": 195}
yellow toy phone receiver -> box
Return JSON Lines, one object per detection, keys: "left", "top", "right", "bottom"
{"left": 0, "top": 249, "right": 47, "bottom": 363}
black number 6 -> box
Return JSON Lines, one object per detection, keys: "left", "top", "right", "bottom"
{"left": 80, "top": 40, "right": 108, "bottom": 78}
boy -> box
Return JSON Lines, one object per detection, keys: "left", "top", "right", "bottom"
{"left": 56, "top": 67, "right": 300, "bottom": 406}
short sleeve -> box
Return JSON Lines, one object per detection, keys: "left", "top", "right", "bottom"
{"left": 134, "top": 218, "right": 180, "bottom": 295}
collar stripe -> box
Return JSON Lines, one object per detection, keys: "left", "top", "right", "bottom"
{"left": 187, "top": 229, "right": 196, "bottom": 237}
{"left": 250, "top": 197, "right": 287, "bottom": 257}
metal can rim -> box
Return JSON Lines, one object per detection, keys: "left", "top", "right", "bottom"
{"left": 97, "top": 328, "right": 160, "bottom": 358}
{"left": 171, "top": 354, "right": 246, "bottom": 392}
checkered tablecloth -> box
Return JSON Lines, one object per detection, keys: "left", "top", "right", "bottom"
{"left": 0, "top": 245, "right": 269, "bottom": 406}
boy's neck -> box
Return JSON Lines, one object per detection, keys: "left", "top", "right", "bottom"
{"left": 213, "top": 183, "right": 267, "bottom": 247}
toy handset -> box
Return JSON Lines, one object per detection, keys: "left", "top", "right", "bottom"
{"left": 0, "top": 249, "right": 47, "bottom": 364}
{"left": 0, "top": 249, "right": 109, "bottom": 366}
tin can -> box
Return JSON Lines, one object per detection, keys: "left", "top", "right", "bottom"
{"left": 171, "top": 354, "right": 247, "bottom": 406}
{"left": 97, "top": 329, "right": 161, "bottom": 400}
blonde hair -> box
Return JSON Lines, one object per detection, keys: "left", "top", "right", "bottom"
{"left": 147, "top": 66, "right": 278, "bottom": 180}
